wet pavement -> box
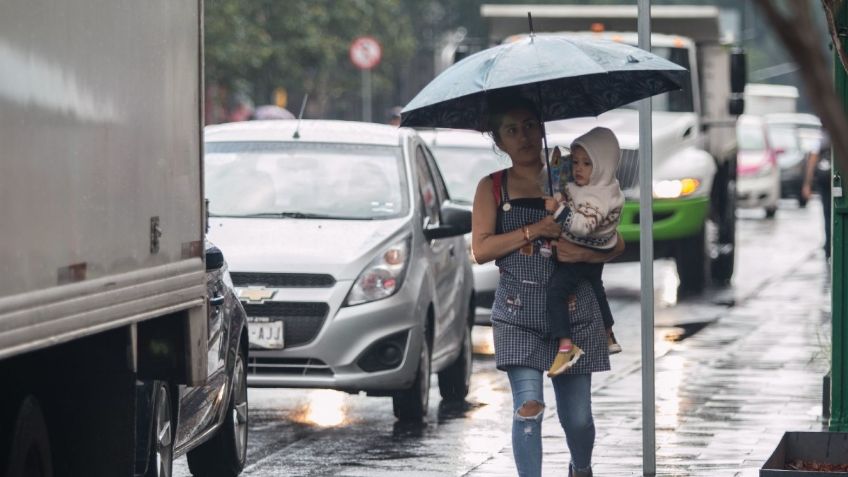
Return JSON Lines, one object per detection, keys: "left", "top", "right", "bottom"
{"left": 174, "top": 199, "right": 832, "bottom": 476}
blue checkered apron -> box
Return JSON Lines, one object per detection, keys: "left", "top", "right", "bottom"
{"left": 490, "top": 174, "right": 610, "bottom": 374}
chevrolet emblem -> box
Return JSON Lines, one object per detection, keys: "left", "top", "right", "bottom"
{"left": 238, "top": 287, "right": 276, "bottom": 303}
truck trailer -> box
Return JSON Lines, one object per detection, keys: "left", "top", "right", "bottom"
{"left": 0, "top": 1, "right": 207, "bottom": 475}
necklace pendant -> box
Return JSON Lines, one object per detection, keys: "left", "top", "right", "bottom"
{"left": 502, "top": 202, "right": 512, "bottom": 212}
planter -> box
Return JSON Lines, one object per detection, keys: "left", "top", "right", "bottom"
{"left": 761, "top": 432, "right": 848, "bottom": 476}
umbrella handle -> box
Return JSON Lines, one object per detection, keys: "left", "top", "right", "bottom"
{"left": 536, "top": 82, "right": 554, "bottom": 195}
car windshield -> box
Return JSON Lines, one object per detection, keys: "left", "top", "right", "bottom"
{"left": 737, "top": 125, "right": 766, "bottom": 151}
{"left": 205, "top": 141, "right": 408, "bottom": 219}
{"left": 429, "top": 146, "right": 511, "bottom": 204}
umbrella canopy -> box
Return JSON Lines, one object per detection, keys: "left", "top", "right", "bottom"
{"left": 400, "top": 34, "right": 688, "bottom": 130}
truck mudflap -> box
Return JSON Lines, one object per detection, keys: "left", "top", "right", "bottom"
{"left": 617, "top": 196, "right": 710, "bottom": 243}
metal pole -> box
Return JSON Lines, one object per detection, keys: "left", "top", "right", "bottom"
{"left": 362, "top": 69, "right": 372, "bottom": 122}
{"left": 637, "top": 0, "right": 656, "bottom": 475}
{"left": 830, "top": 2, "right": 848, "bottom": 432}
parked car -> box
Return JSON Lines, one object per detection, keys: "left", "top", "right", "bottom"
{"left": 735, "top": 114, "right": 781, "bottom": 218}
{"left": 765, "top": 113, "right": 824, "bottom": 207}
{"left": 203, "top": 120, "right": 475, "bottom": 421}
{"left": 136, "top": 242, "right": 249, "bottom": 477}
{"left": 417, "top": 129, "right": 511, "bottom": 325}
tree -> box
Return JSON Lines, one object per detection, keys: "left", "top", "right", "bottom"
{"left": 753, "top": 0, "right": 848, "bottom": 176}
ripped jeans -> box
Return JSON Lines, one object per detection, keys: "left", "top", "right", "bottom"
{"left": 506, "top": 367, "right": 594, "bottom": 477}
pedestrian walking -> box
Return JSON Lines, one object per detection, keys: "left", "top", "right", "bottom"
{"left": 471, "top": 94, "right": 624, "bottom": 477}
{"left": 802, "top": 133, "right": 832, "bottom": 259}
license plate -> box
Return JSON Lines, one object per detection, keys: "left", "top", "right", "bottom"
{"left": 247, "top": 317, "right": 284, "bottom": 349}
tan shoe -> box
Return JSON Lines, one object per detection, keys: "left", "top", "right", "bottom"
{"left": 608, "top": 331, "right": 622, "bottom": 354}
{"left": 547, "top": 345, "right": 584, "bottom": 377}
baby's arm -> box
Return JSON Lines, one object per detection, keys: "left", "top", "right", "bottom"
{"left": 565, "top": 207, "right": 602, "bottom": 237}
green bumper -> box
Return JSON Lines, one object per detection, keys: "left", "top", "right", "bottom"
{"left": 618, "top": 197, "right": 710, "bottom": 242}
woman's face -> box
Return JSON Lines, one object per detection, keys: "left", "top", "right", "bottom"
{"left": 571, "top": 146, "right": 593, "bottom": 186}
{"left": 495, "top": 108, "right": 542, "bottom": 165}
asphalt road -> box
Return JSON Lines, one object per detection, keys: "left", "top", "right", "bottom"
{"left": 174, "top": 197, "right": 827, "bottom": 476}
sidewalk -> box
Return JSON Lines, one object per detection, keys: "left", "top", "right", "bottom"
{"left": 466, "top": 250, "right": 831, "bottom": 477}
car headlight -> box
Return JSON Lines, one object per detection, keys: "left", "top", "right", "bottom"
{"left": 345, "top": 238, "right": 411, "bottom": 306}
{"left": 653, "top": 178, "right": 701, "bottom": 199}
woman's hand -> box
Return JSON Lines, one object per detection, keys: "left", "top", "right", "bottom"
{"left": 532, "top": 215, "right": 561, "bottom": 239}
{"left": 543, "top": 196, "right": 558, "bottom": 213}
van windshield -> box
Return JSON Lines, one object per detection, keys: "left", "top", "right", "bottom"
{"left": 205, "top": 141, "right": 408, "bottom": 220}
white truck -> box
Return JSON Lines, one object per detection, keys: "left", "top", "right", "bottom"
{"left": 0, "top": 1, "right": 207, "bottom": 475}
{"left": 481, "top": 4, "right": 746, "bottom": 294}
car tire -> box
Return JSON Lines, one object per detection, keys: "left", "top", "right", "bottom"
{"left": 798, "top": 195, "right": 808, "bottom": 208}
{"left": 675, "top": 226, "right": 707, "bottom": 297}
{"left": 3, "top": 396, "right": 53, "bottom": 477}
{"left": 710, "top": 161, "right": 735, "bottom": 285}
{"left": 145, "top": 383, "right": 174, "bottom": 477}
{"left": 438, "top": 324, "right": 473, "bottom": 401}
{"left": 186, "top": 345, "right": 249, "bottom": 477}
{"left": 765, "top": 205, "right": 777, "bottom": 219}
{"left": 392, "top": 336, "right": 430, "bottom": 422}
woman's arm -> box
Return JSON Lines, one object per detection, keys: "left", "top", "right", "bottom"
{"left": 555, "top": 232, "right": 624, "bottom": 264}
{"left": 471, "top": 177, "right": 561, "bottom": 264}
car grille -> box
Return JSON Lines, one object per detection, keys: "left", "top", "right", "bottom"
{"left": 243, "top": 302, "right": 329, "bottom": 347}
{"left": 231, "top": 272, "right": 336, "bottom": 288}
{"left": 617, "top": 149, "right": 639, "bottom": 190}
{"left": 247, "top": 357, "right": 333, "bottom": 376}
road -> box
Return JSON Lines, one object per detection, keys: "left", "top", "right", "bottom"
{"left": 175, "top": 198, "right": 827, "bottom": 476}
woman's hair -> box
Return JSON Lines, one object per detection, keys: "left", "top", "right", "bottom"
{"left": 483, "top": 94, "right": 541, "bottom": 143}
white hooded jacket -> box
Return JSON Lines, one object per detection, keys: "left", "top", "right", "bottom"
{"left": 558, "top": 127, "right": 625, "bottom": 250}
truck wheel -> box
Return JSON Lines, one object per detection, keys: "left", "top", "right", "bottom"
{"left": 186, "top": 345, "right": 249, "bottom": 477}
{"left": 393, "top": 337, "right": 430, "bottom": 422}
{"left": 710, "top": 162, "right": 736, "bottom": 285}
{"left": 438, "top": 323, "right": 473, "bottom": 401}
{"left": 4, "top": 396, "right": 53, "bottom": 477}
{"left": 675, "top": 226, "right": 707, "bottom": 297}
{"left": 145, "top": 383, "right": 174, "bottom": 477}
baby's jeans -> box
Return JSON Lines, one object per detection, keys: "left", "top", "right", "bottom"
{"left": 506, "top": 366, "right": 595, "bottom": 477}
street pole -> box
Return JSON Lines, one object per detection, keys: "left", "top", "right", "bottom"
{"left": 830, "top": 2, "right": 848, "bottom": 432}
{"left": 362, "top": 69, "right": 372, "bottom": 123}
{"left": 637, "top": 0, "right": 656, "bottom": 474}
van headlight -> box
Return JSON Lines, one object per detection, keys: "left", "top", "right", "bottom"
{"left": 654, "top": 178, "right": 701, "bottom": 199}
{"left": 345, "top": 238, "right": 410, "bottom": 306}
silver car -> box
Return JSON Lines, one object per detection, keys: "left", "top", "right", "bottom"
{"left": 417, "top": 129, "right": 511, "bottom": 325}
{"left": 204, "top": 120, "right": 475, "bottom": 421}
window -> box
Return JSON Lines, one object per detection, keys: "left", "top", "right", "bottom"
{"left": 415, "top": 146, "right": 439, "bottom": 226}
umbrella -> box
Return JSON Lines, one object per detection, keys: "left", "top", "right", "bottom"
{"left": 400, "top": 34, "right": 688, "bottom": 131}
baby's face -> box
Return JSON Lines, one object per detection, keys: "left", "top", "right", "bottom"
{"left": 571, "top": 146, "right": 592, "bottom": 186}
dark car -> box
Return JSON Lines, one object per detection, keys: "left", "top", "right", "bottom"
{"left": 135, "top": 243, "right": 249, "bottom": 477}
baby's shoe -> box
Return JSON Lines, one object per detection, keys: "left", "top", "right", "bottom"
{"left": 547, "top": 344, "right": 584, "bottom": 377}
{"left": 608, "top": 331, "right": 622, "bottom": 355}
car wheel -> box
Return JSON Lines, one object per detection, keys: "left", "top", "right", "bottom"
{"left": 765, "top": 205, "right": 777, "bottom": 219}
{"left": 798, "top": 195, "right": 808, "bottom": 208}
{"left": 186, "top": 345, "right": 248, "bottom": 477}
{"left": 675, "top": 226, "right": 707, "bottom": 297}
{"left": 392, "top": 336, "right": 430, "bottom": 422}
{"left": 145, "top": 383, "right": 174, "bottom": 477}
{"left": 3, "top": 396, "right": 53, "bottom": 477}
{"left": 710, "top": 162, "right": 735, "bottom": 285}
{"left": 438, "top": 323, "right": 473, "bottom": 401}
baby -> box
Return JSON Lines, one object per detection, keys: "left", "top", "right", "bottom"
{"left": 546, "top": 126, "right": 624, "bottom": 377}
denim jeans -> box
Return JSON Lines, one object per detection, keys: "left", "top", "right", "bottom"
{"left": 506, "top": 367, "right": 595, "bottom": 477}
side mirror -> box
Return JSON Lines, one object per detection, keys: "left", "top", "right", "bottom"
{"left": 730, "top": 47, "right": 746, "bottom": 94}
{"left": 728, "top": 95, "right": 745, "bottom": 116}
{"left": 205, "top": 246, "right": 225, "bottom": 271}
{"left": 423, "top": 202, "right": 472, "bottom": 240}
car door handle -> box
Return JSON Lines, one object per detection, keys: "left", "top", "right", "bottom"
{"left": 209, "top": 294, "right": 225, "bottom": 307}
{"left": 448, "top": 244, "right": 455, "bottom": 257}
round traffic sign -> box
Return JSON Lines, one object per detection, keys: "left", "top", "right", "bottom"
{"left": 349, "top": 36, "right": 382, "bottom": 70}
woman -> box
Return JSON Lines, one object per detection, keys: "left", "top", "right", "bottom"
{"left": 471, "top": 95, "right": 624, "bottom": 477}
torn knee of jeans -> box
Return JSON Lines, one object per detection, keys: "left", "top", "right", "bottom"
{"left": 515, "top": 400, "right": 545, "bottom": 420}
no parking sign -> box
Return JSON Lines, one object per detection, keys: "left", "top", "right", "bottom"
{"left": 349, "top": 36, "right": 382, "bottom": 70}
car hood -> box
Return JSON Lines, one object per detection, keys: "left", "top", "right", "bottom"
{"left": 207, "top": 217, "right": 410, "bottom": 280}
